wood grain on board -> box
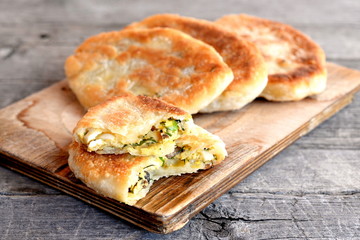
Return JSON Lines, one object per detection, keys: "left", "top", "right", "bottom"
{"left": 0, "top": 63, "right": 360, "bottom": 233}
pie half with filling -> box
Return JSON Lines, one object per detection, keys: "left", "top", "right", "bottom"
{"left": 69, "top": 95, "right": 227, "bottom": 205}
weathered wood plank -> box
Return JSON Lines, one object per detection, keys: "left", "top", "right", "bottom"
{"left": 1, "top": 0, "right": 360, "bottom": 238}
{"left": 200, "top": 193, "right": 360, "bottom": 239}
{"left": 0, "top": 45, "right": 71, "bottom": 81}
{"left": 1, "top": 0, "right": 359, "bottom": 26}
{"left": 1, "top": 24, "right": 360, "bottom": 110}
{"left": 1, "top": 193, "right": 359, "bottom": 239}
{"left": 232, "top": 148, "right": 360, "bottom": 194}
{"left": 294, "top": 93, "right": 360, "bottom": 150}
{"left": 0, "top": 166, "right": 60, "bottom": 196}
{"left": 1, "top": 22, "right": 360, "bottom": 49}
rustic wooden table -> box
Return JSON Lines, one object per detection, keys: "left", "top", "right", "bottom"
{"left": 1, "top": 0, "right": 360, "bottom": 239}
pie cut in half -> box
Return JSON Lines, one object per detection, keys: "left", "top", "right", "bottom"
{"left": 126, "top": 14, "right": 268, "bottom": 112}
{"left": 65, "top": 28, "right": 234, "bottom": 114}
{"left": 216, "top": 14, "right": 327, "bottom": 101}
{"left": 69, "top": 95, "right": 227, "bottom": 205}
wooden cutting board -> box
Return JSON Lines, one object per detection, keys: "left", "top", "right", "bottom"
{"left": 0, "top": 63, "right": 360, "bottom": 234}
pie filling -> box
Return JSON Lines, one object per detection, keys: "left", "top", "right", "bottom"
{"left": 127, "top": 145, "right": 218, "bottom": 198}
{"left": 80, "top": 118, "right": 188, "bottom": 156}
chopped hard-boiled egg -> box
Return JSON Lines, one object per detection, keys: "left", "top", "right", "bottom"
{"left": 78, "top": 118, "right": 189, "bottom": 156}
{"left": 127, "top": 144, "right": 220, "bottom": 197}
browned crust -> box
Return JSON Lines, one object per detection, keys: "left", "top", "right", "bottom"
{"left": 69, "top": 141, "right": 146, "bottom": 179}
{"left": 126, "top": 14, "right": 268, "bottom": 110}
{"left": 216, "top": 14, "right": 327, "bottom": 101}
{"left": 73, "top": 94, "right": 190, "bottom": 134}
{"left": 65, "top": 28, "right": 233, "bottom": 113}
{"left": 68, "top": 141, "right": 154, "bottom": 205}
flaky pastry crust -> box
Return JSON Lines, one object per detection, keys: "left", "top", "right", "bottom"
{"left": 65, "top": 28, "right": 233, "bottom": 113}
{"left": 126, "top": 14, "right": 268, "bottom": 112}
{"left": 216, "top": 14, "right": 327, "bottom": 101}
